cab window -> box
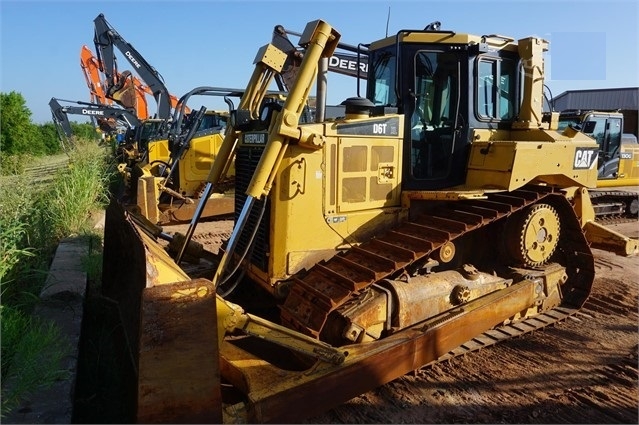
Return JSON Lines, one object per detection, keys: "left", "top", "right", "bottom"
{"left": 410, "top": 50, "right": 460, "bottom": 180}
{"left": 370, "top": 51, "right": 397, "bottom": 106}
{"left": 476, "top": 58, "right": 516, "bottom": 120}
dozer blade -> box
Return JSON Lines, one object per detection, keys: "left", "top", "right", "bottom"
{"left": 103, "top": 198, "right": 215, "bottom": 422}
{"left": 158, "top": 192, "right": 235, "bottom": 224}
{"left": 138, "top": 279, "right": 222, "bottom": 423}
{"left": 134, "top": 276, "right": 538, "bottom": 423}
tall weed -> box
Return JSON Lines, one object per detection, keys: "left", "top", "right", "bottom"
{"left": 0, "top": 140, "right": 112, "bottom": 301}
{"left": 0, "top": 153, "right": 33, "bottom": 176}
{"left": 0, "top": 139, "right": 113, "bottom": 417}
{"left": 1, "top": 306, "right": 70, "bottom": 417}
{"left": 32, "top": 142, "right": 112, "bottom": 243}
{"left": 0, "top": 219, "right": 35, "bottom": 282}
{"left": 0, "top": 175, "right": 44, "bottom": 304}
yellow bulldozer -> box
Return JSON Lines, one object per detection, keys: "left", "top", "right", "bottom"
{"left": 101, "top": 19, "right": 638, "bottom": 423}
{"left": 123, "top": 106, "right": 235, "bottom": 224}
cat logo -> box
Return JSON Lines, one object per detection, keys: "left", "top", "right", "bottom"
{"left": 243, "top": 132, "right": 267, "bottom": 145}
{"left": 573, "top": 147, "right": 598, "bottom": 169}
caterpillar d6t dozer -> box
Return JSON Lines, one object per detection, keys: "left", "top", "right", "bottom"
{"left": 102, "top": 19, "right": 639, "bottom": 423}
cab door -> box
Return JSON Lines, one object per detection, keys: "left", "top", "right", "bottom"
{"left": 404, "top": 49, "right": 468, "bottom": 190}
{"left": 582, "top": 114, "right": 622, "bottom": 178}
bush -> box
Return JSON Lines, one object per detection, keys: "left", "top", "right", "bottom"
{"left": 1, "top": 91, "right": 72, "bottom": 158}
{"left": 37, "top": 123, "right": 64, "bottom": 155}
{"left": 0, "top": 92, "right": 38, "bottom": 155}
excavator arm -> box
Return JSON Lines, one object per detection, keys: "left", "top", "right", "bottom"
{"left": 80, "top": 45, "right": 111, "bottom": 105}
{"left": 81, "top": 44, "right": 151, "bottom": 120}
{"left": 49, "top": 97, "right": 141, "bottom": 138}
{"left": 133, "top": 76, "right": 189, "bottom": 116}
{"left": 93, "top": 13, "right": 172, "bottom": 120}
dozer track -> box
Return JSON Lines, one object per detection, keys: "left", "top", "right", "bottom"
{"left": 422, "top": 306, "right": 593, "bottom": 368}
{"left": 281, "top": 185, "right": 595, "bottom": 349}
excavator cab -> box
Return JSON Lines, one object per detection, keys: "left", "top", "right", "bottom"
{"left": 547, "top": 110, "right": 639, "bottom": 218}
{"left": 556, "top": 110, "right": 636, "bottom": 179}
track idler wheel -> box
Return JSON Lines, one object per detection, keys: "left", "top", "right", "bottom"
{"left": 504, "top": 203, "right": 560, "bottom": 267}
{"left": 626, "top": 197, "right": 639, "bottom": 217}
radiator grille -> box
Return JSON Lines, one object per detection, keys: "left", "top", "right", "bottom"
{"left": 234, "top": 146, "right": 270, "bottom": 272}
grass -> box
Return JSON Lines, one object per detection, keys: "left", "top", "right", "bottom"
{"left": 0, "top": 153, "right": 34, "bottom": 176}
{"left": 0, "top": 139, "right": 114, "bottom": 418}
{"left": 0, "top": 306, "right": 71, "bottom": 415}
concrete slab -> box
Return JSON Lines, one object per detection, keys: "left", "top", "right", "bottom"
{"left": 39, "top": 239, "right": 88, "bottom": 300}
{"left": 4, "top": 238, "right": 88, "bottom": 424}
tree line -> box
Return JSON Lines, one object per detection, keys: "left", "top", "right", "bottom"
{"left": 0, "top": 91, "right": 98, "bottom": 157}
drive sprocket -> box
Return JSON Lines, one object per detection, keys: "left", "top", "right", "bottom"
{"left": 504, "top": 203, "right": 560, "bottom": 267}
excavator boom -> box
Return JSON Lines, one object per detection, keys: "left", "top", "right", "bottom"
{"left": 81, "top": 45, "right": 152, "bottom": 120}
{"left": 80, "top": 45, "right": 111, "bottom": 105}
{"left": 93, "top": 13, "right": 172, "bottom": 120}
{"left": 49, "top": 97, "right": 140, "bottom": 138}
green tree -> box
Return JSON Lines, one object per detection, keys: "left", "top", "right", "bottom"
{"left": 70, "top": 122, "right": 100, "bottom": 141}
{"left": 0, "top": 91, "right": 44, "bottom": 156}
{"left": 37, "top": 123, "right": 63, "bottom": 155}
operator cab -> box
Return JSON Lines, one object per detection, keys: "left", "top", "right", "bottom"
{"left": 366, "top": 27, "right": 521, "bottom": 190}
{"left": 556, "top": 110, "right": 625, "bottom": 178}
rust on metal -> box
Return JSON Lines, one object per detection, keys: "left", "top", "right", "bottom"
{"left": 223, "top": 279, "right": 536, "bottom": 423}
{"left": 138, "top": 278, "right": 222, "bottom": 423}
{"left": 281, "top": 186, "right": 595, "bottom": 339}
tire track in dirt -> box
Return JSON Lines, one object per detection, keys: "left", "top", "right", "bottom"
{"left": 23, "top": 156, "right": 69, "bottom": 184}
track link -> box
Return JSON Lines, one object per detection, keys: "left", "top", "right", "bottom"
{"left": 590, "top": 189, "right": 639, "bottom": 222}
{"left": 282, "top": 185, "right": 594, "bottom": 342}
{"left": 423, "top": 306, "right": 585, "bottom": 367}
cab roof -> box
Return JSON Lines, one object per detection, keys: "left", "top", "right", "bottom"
{"left": 369, "top": 30, "right": 522, "bottom": 53}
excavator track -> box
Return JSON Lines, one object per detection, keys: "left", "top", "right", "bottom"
{"left": 590, "top": 189, "right": 639, "bottom": 223}
{"left": 595, "top": 215, "right": 638, "bottom": 225}
{"left": 281, "top": 185, "right": 595, "bottom": 349}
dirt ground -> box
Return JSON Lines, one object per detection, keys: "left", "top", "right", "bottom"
{"left": 166, "top": 219, "right": 639, "bottom": 424}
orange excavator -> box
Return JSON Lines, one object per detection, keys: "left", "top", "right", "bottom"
{"left": 81, "top": 45, "right": 188, "bottom": 121}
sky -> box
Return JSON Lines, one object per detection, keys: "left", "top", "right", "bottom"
{"left": 1, "top": 0, "right": 637, "bottom": 124}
